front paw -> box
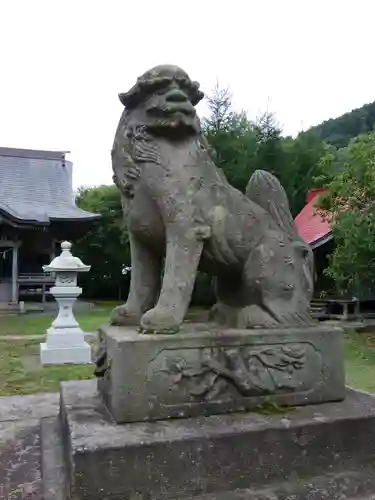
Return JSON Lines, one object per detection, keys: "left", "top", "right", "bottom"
{"left": 110, "top": 304, "right": 141, "bottom": 326}
{"left": 140, "top": 308, "right": 181, "bottom": 334}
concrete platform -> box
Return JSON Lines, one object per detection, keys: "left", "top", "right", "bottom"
{"left": 58, "top": 380, "right": 375, "bottom": 499}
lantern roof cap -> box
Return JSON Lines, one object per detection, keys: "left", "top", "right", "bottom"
{"left": 43, "top": 241, "right": 90, "bottom": 273}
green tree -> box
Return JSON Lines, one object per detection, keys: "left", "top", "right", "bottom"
{"left": 203, "top": 83, "right": 236, "bottom": 134}
{"left": 202, "top": 85, "right": 259, "bottom": 192}
{"left": 202, "top": 85, "right": 327, "bottom": 215}
{"left": 75, "top": 184, "right": 130, "bottom": 299}
{"left": 316, "top": 131, "right": 375, "bottom": 296}
{"left": 281, "top": 133, "right": 328, "bottom": 214}
{"left": 253, "top": 111, "right": 285, "bottom": 176}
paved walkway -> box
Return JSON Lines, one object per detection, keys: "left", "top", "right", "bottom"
{"left": 0, "top": 332, "right": 95, "bottom": 498}
{"left": 0, "top": 392, "right": 59, "bottom": 499}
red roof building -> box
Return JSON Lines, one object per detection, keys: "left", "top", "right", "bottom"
{"left": 294, "top": 188, "right": 332, "bottom": 249}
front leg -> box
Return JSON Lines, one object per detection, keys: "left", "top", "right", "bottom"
{"left": 140, "top": 226, "right": 204, "bottom": 333}
{"left": 111, "top": 231, "right": 161, "bottom": 326}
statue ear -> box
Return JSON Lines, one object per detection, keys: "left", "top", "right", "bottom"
{"left": 190, "top": 86, "right": 204, "bottom": 106}
{"left": 118, "top": 93, "right": 127, "bottom": 106}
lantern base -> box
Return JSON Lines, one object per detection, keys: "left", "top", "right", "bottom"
{"left": 40, "top": 342, "right": 92, "bottom": 365}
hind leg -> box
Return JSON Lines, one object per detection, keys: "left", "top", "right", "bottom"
{"left": 210, "top": 252, "right": 290, "bottom": 329}
{"left": 209, "top": 273, "right": 279, "bottom": 328}
{"left": 210, "top": 301, "right": 280, "bottom": 329}
{"left": 242, "top": 237, "right": 313, "bottom": 328}
{"left": 209, "top": 274, "right": 250, "bottom": 328}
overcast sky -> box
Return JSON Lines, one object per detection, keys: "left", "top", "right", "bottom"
{"left": 1, "top": 0, "right": 374, "bottom": 188}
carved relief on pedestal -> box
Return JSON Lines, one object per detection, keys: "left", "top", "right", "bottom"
{"left": 147, "top": 342, "right": 322, "bottom": 404}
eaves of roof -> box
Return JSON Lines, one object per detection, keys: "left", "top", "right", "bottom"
{"left": 294, "top": 189, "right": 331, "bottom": 248}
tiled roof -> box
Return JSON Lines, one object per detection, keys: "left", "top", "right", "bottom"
{"left": 0, "top": 147, "right": 67, "bottom": 161}
{"left": 0, "top": 148, "right": 100, "bottom": 225}
{"left": 294, "top": 188, "right": 331, "bottom": 247}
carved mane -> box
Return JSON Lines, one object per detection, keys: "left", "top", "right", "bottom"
{"left": 112, "top": 121, "right": 163, "bottom": 198}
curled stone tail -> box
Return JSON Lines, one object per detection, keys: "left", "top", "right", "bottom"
{"left": 245, "top": 170, "right": 296, "bottom": 240}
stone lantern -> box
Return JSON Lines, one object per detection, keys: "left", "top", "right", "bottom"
{"left": 40, "top": 241, "right": 91, "bottom": 365}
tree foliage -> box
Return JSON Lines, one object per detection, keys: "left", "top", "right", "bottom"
{"left": 281, "top": 133, "right": 327, "bottom": 213}
{"left": 316, "top": 131, "right": 375, "bottom": 297}
{"left": 75, "top": 185, "right": 130, "bottom": 299}
{"left": 202, "top": 85, "right": 256, "bottom": 192}
{"left": 202, "top": 84, "right": 326, "bottom": 215}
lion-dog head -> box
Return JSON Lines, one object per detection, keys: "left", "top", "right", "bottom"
{"left": 112, "top": 65, "right": 205, "bottom": 198}
{"left": 118, "top": 64, "right": 204, "bottom": 138}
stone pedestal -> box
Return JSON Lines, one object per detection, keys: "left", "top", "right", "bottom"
{"left": 56, "top": 380, "right": 375, "bottom": 500}
{"left": 40, "top": 324, "right": 375, "bottom": 499}
{"left": 97, "top": 323, "right": 345, "bottom": 423}
{"left": 40, "top": 326, "right": 91, "bottom": 364}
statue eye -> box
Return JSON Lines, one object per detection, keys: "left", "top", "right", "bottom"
{"left": 149, "top": 77, "right": 171, "bottom": 95}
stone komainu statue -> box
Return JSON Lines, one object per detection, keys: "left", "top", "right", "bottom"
{"left": 111, "top": 65, "right": 314, "bottom": 333}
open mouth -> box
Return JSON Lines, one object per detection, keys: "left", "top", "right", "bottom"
{"left": 147, "top": 102, "right": 196, "bottom": 117}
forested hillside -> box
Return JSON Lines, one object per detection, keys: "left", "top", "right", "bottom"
{"left": 304, "top": 101, "right": 375, "bottom": 148}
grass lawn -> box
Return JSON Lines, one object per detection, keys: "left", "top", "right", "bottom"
{"left": 0, "top": 303, "right": 374, "bottom": 397}
{"left": 344, "top": 330, "right": 375, "bottom": 393}
{"left": 0, "top": 303, "right": 114, "bottom": 395}
{"left": 0, "top": 304, "right": 114, "bottom": 337}
{"left": 0, "top": 338, "right": 96, "bottom": 396}
{"left": 0, "top": 302, "right": 208, "bottom": 338}
{"left": 0, "top": 303, "right": 210, "bottom": 396}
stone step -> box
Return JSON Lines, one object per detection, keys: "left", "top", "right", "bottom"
{"left": 58, "top": 382, "right": 375, "bottom": 500}
{"left": 42, "top": 416, "right": 375, "bottom": 500}
{"left": 41, "top": 413, "right": 375, "bottom": 500}
{"left": 41, "top": 416, "right": 67, "bottom": 500}
{"left": 189, "top": 467, "right": 375, "bottom": 499}
{"left": 42, "top": 383, "right": 375, "bottom": 499}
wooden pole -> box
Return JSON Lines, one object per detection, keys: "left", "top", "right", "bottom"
{"left": 11, "top": 245, "right": 18, "bottom": 303}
